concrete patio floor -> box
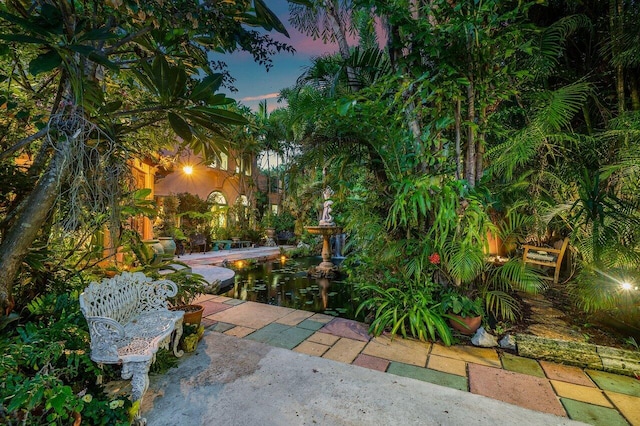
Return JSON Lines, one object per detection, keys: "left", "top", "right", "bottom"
{"left": 141, "top": 248, "right": 640, "bottom": 425}
{"left": 139, "top": 295, "right": 639, "bottom": 425}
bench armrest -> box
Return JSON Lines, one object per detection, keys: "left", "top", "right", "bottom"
{"left": 84, "top": 315, "right": 126, "bottom": 363}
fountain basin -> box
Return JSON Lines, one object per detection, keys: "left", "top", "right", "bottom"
{"left": 305, "top": 225, "right": 342, "bottom": 277}
{"left": 305, "top": 225, "right": 342, "bottom": 235}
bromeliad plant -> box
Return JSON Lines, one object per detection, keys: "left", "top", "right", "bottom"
{"left": 355, "top": 272, "right": 453, "bottom": 346}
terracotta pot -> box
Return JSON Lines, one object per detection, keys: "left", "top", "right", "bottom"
{"left": 171, "top": 304, "right": 204, "bottom": 326}
{"left": 265, "top": 227, "right": 276, "bottom": 238}
{"left": 449, "top": 314, "right": 482, "bottom": 335}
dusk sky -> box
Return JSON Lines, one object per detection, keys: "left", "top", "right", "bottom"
{"left": 220, "top": 0, "right": 344, "bottom": 112}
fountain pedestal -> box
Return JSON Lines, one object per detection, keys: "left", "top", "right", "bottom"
{"left": 305, "top": 225, "right": 341, "bottom": 277}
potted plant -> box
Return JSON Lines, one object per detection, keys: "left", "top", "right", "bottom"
{"left": 165, "top": 269, "right": 209, "bottom": 326}
{"left": 439, "top": 288, "right": 484, "bottom": 335}
{"left": 154, "top": 195, "right": 180, "bottom": 258}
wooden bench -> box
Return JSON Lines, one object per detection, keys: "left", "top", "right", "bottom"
{"left": 79, "top": 272, "right": 184, "bottom": 424}
{"left": 522, "top": 237, "right": 570, "bottom": 284}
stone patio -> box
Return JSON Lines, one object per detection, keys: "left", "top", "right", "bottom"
{"left": 187, "top": 293, "right": 640, "bottom": 425}
{"left": 151, "top": 248, "right": 640, "bottom": 425}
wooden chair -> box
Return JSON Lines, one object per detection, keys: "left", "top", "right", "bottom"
{"left": 522, "top": 237, "right": 570, "bottom": 284}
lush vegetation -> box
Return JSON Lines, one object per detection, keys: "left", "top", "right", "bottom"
{"left": 2, "top": 0, "right": 640, "bottom": 422}
{"left": 260, "top": 0, "right": 640, "bottom": 342}
{"left": 0, "top": 0, "right": 292, "bottom": 422}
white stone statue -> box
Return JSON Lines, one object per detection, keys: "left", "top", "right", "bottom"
{"left": 320, "top": 186, "right": 335, "bottom": 226}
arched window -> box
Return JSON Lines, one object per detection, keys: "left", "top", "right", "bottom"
{"left": 237, "top": 195, "right": 249, "bottom": 207}
{"left": 208, "top": 152, "right": 228, "bottom": 170}
{"left": 207, "top": 191, "right": 227, "bottom": 228}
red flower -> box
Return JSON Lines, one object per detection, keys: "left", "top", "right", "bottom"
{"left": 429, "top": 253, "right": 441, "bottom": 265}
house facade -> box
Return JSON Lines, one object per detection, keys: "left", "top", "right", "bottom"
{"left": 153, "top": 149, "right": 269, "bottom": 231}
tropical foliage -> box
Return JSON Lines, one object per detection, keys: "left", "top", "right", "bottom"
{"left": 267, "top": 0, "right": 640, "bottom": 340}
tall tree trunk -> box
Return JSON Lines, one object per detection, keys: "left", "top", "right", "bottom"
{"left": 630, "top": 73, "right": 640, "bottom": 111}
{"left": 610, "top": 0, "right": 625, "bottom": 114}
{"left": 455, "top": 99, "right": 462, "bottom": 180}
{"left": 465, "top": 78, "right": 476, "bottom": 187}
{"left": 325, "top": 0, "right": 359, "bottom": 91}
{"left": 475, "top": 106, "right": 487, "bottom": 183}
{"left": 0, "top": 135, "right": 72, "bottom": 313}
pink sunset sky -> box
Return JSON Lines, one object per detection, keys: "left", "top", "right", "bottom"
{"left": 220, "top": 0, "right": 362, "bottom": 112}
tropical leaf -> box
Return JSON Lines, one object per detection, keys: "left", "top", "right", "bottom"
{"left": 190, "top": 74, "right": 224, "bottom": 102}
{"left": 168, "top": 112, "right": 192, "bottom": 142}
{"left": 28, "top": 50, "right": 61, "bottom": 75}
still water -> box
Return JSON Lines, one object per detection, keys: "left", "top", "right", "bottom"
{"left": 220, "top": 257, "right": 359, "bottom": 320}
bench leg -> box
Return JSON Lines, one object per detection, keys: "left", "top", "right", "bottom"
{"left": 122, "top": 360, "right": 152, "bottom": 425}
{"left": 173, "top": 319, "right": 184, "bottom": 358}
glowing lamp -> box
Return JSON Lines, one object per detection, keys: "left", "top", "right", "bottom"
{"left": 621, "top": 282, "right": 634, "bottom": 291}
{"left": 280, "top": 255, "right": 286, "bottom": 263}
{"left": 183, "top": 165, "right": 193, "bottom": 175}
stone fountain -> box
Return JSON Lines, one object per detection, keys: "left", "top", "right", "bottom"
{"left": 305, "top": 187, "right": 341, "bottom": 277}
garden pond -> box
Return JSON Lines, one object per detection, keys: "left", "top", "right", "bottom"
{"left": 219, "top": 256, "right": 359, "bottom": 320}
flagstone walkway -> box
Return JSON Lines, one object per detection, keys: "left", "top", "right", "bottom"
{"left": 193, "top": 293, "right": 640, "bottom": 426}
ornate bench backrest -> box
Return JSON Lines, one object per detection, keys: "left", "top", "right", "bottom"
{"left": 80, "top": 272, "right": 178, "bottom": 325}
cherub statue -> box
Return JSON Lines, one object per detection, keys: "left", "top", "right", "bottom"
{"left": 320, "top": 186, "right": 335, "bottom": 226}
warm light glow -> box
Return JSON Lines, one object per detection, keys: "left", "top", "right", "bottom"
{"left": 183, "top": 165, "right": 194, "bottom": 175}
{"left": 236, "top": 261, "right": 244, "bottom": 268}
{"left": 280, "top": 255, "right": 286, "bottom": 263}
{"left": 621, "top": 282, "right": 634, "bottom": 290}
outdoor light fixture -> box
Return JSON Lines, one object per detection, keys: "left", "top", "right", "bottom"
{"left": 621, "top": 282, "right": 637, "bottom": 291}
{"left": 280, "top": 255, "right": 286, "bottom": 264}
{"left": 183, "top": 165, "right": 193, "bottom": 175}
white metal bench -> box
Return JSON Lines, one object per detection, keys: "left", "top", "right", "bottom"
{"left": 79, "top": 272, "right": 184, "bottom": 423}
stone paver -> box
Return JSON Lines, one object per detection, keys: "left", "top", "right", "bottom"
{"left": 276, "top": 310, "right": 314, "bottom": 326}
{"left": 587, "top": 370, "right": 640, "bottom": 397}
{"left": 428, "top": 354, "right": 467, "bottom": 377}
{"left": 297, "top": 319, "right": 325, "bottom": 331}
{"left": 268, "top": 327, "right": 316, "bottom": 350}
{"left": 387, "top": 362, "right": 468, "bottom": 391}
{"left": 352, "top": 354, "right": 389, "bottom": 372}
{"left": 502, "top": 353, "right": 546, "bottom": 378}
{"left": 223, "top": 298, "right": 246, "bottom": 306}
{"left": 606, "top": 391, "right": 640, "bottom": 426}
{"left": 309, "top": 313, "right": 335, "bottom": 323}
{"left": 245, "top": 323, "right": 291, "bottom": 344}
{"left": 307, "top": 331, "right": 340, "bottom": 346}
{"left": 540, "top": 360, "right": 597, "bottom": 387}
{"left": 201, "top": 300, "right": 233, "bottom": 317}
{"left": 551, "top": 380, "right": 612, "bottom": 407}
{"left": 210, "top": 322, "right": 235, "bottom": 333}
{"left": 294, "top": 340, "right": 330, "bottom": 357}
{"left": 224, "top": 326, "right": 255, "bottom": 338}
{"left": 208, "top": 301, "right": 294, "bottom": 329}
{"left": 431, "top": 344, "right": 501, "bottom": 368}
{"left": 362, "top": 334, "right": 429, "bottom": 367}
{"left": 561, "top": 398, "right": 630, "bottom": 426}
{"left": 192, "top": 293, "right": 216, "bottom": 303}
{"left": 468, "top": 364, "right": 566, "bottom": 417}
{"left": 322, "top": 337, "right": 367, "bottom": 363}
{"left": 321, "top": 317, "right": 371, "bottom": 342}
{"left": 201, "top": 317, "right": 216, "bottom": 328}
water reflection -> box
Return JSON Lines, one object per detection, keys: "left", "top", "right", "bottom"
{"left": 220, "top": 257, "right": 357, "bottom": 319}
